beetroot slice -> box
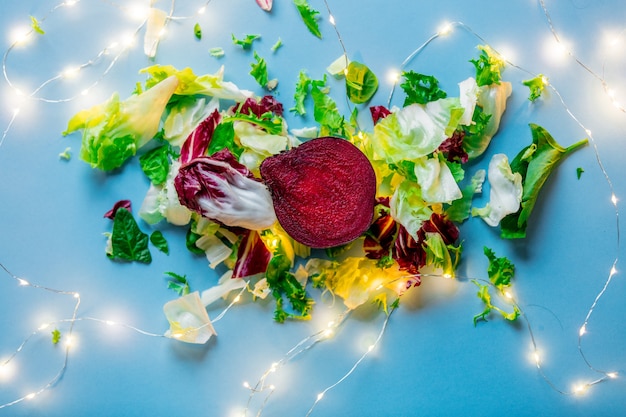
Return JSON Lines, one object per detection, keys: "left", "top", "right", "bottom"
{"left": 260, "top": 136, "right": 377, "bottom": 248}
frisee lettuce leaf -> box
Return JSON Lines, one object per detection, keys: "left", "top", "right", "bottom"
{"left": 30, "top": 16, "right": 45, "bottom": 35}
{"left": 51, "top": 329, "right": 61, "bottom": 344}
{"left": 472, "top": 247, "right": 519, "bottom": 325}
{"left": 470, "top": 45, "right": 506, "bottom": 87}
{"left": 522, "top": 74, "right": 548, "bottom": 102}
{"left": 400, "top": 71, "right": 447, "bottom": 106}
{"left": 293, "top": 0, "right": 322, "bottom": 39}
{"left": 250, "top": 51, "right": 269, "bottom": 89}
{"left": 231, "top": 33, "right": 261, "bottom": 49}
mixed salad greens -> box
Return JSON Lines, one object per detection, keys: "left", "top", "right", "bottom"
{"left": 64, "top": 44, "right": 587, "bottom": 343}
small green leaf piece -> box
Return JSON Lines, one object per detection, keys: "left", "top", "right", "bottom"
{"left": 193, "top": 23, "right": 202, "bottom": 40}
{"left": 30, "top": 16, "right": 45, "bottom": 35}
{"left": 232, "top": 33, "right": 261, "bottom": 49}
{"left": 250, "top": 51, "right": 269, "bottom": 88}
{"left": 271, "top": 38, "right": 283, "bottom": 52}
{"left": 51, "top": 329, "right": 62, "bottom": 345}
{"left": 293, "top": 0, "right": 322, "bottom": 39}
{"left": 150, "top": 230, "right": 169, "bottom": 255}
{"left": 576, "top": 167, "right": 585, "bottom": 179}
{"left": 522, "top": 74, "right": 548, "bottom": 102}
{"left": 209, "top": 47, "right": 225, "bottom": 58}
{"left": 165, "top": 272, "right": 190, "bottom": 296}
{"left": 59, "top": 147, "right": 72, "bottom": 160}
{"left": 139, "top": 144, "right": 173, "bottom": 185}
{"left": 470, "top": 45, "right": 506, "bottom": 87}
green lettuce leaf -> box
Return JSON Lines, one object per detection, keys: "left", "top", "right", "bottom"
{"left": 522, "top": 74, "right": 548, "bottom": 102}
{"left": 63, "top": 76, "right": 179, "bottom": 171}
{"left": 108, "top": 208, "right": 152, "bottom": 263}
{"left": 500, "top": 124, "right": 588, "bottom": 238}
{"left": 139, "top": 143, "right": 176, "bottom": 186}
{"left": 231, "top": 33, "right": 261, "bottom": 49}
{"left": 165, "top": 272, "right": 190, "bottom": 296}
{"left": 470, "top": 45, "right": 506, "bottom": 87}
{"left": 150, "top": 230, "right": 169, "bottom": 254}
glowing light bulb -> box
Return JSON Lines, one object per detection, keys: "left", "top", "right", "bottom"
{"left": 105, "top": 320, "right": 115, "bottom": 326}
{"left": 504, "top": 290, "right": 513, "bottom": 300}
{"left": 611, "top": 194, "right": 618, "bottom": 206}
{"left": 387, "top": 69, "right": 400, "bottom": 85}
{"left": 127, "top": 4, "right": 150, "bottom": 21}
{"left": 198, "top": 6, "right": 207, "bottom": 14}
{"left": 607, "top": 372, "right": 618, "bottom": 379}
{"left": 316, "top": 393, "right": 324, "bottom": 401}
{"left": 10, "top": 26, "right": 32, "bottom": 45}
{"left": 367, "top": 344, "right": 375, "bottom": 352}
{"left": 610, "top": 266, "right": 618, "bottom": 276}
{"left": 437, "top": 22, "right": 453, "bottom": 36}
{"left": 233, "top": 295, "right": 241, "bottom": 303}
{"left": 38, "top": 323, "right": 50, "bottom": 331}
{"left": 65, "top": 0, "right": 77, "bottom": 6}
{"left": 17, "top": 278, "right": 29, "bottom": 286}
{"left": 73, "top": 293, "right": 80, "bottom": 299}
{"left": 243, "top": 381, "right": 251, "bottom": 389}
{"left": 574, "top": 383, "right": 588, "bottom": 395}
{"left": 579, "top": 325, "right": 586, "bottom": 337}
{"left": 81, "top": 89, "right": 90, "bottom": 96}
{"left": 269, "top": 384, "right": 276, "bottom": 390}
{"left": 323, "top": 328, "right": 333, "bottom": 338}
{"left": 585, "top": 129, "right": 592, "bottom": 136}
{"left": 329, "top": 14, "right": 336, "bottom": 26}
{"left": 270, "top": 362, "right": 278, "bottom": 373}
{"left": 62, "top": 66, "right": 81, "bottom": 79}
{"left": 25, "top": 392, "right": 36, "bottom": 400}
{"left": 532, "top": 351, "right": 541, "bottom": 365}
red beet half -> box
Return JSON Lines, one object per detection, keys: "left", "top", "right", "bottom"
{"left": 260, "top": 136, "right": 377, "bottom": 248}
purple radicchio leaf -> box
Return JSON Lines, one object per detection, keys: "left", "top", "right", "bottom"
{"left": 174, "top": 149, "right": 277, "bottom": 230}
{"left": 232, "top": 230, "right": 272, "bottom": 278}
{"left": 238, "top": 95, "right": 284, "bottom": 118}
{"left": 255, "top": 0, "right": 272, "bottom": 11}
{"left": 104, "top": 199, "right": 132, "bottom": 219}
{"left": 180, "top": 109, "right": 221, "bottom": 164}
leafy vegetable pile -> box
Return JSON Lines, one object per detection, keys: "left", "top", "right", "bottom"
{"left": 64, "top": 45, "right": 587, "bottom": 343}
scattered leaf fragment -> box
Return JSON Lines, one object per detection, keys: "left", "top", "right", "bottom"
{"left": 107, "top": 208, "right": 152, "bottom": 263}
{"left": 232, "top": 33, "right": 261, "bottom": 49}
{"left": 194, "top": 23, "right": 202, "bottom": 40}
{"left": 59, "top": 147, "right": 72, "bottom": 160}
{"left": 345, "top": 61, "right": 379, "bottom": 104}
{"left": 209, "top": 47, "right": 225, "bottom": 58}
{"left": 522, "top": 74, "right": 548, "bottom": 102}
{"left": 293, "top": 0, "right": 322, "bottom": 39}
{"left": 271, "top": 38, "right": 283, "bottom": 52}
{"left": 576, "top": 167, "right": 584, "bottom": 179}
{"left": 51, "top": 329, "right": 61, "bottom": 345}
{"left": 165, "top": 272, "right": 190, "bottom": 296}
{"left": 30, "top": 16, "right": 45, "bottom": 35}
{"left": 256, "top": 0, "right": 273, "bottom": 12}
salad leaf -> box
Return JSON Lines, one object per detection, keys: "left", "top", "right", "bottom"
{"left": 59, "top": 147, "right": 71, "bottom": 160}
{"left": 250, "top": 51, "right": 271, "bottom": 89}
{"left": 310, "top": 81, "right": 346, "bottom": 137}
{"left": 472, "top": 247, "right": 519, "bottom": 325}
{"left": 266, "top": 251, "right": 313, "bottom": 322}
{"left": 162, "top": 96, "right": 219, "bottom": 147}
{"left": 577, "top": 167, "right": 584, "bottom": 179}
{"left": 400, "top": 71, "right": 447, "bottom": 106}
{"left": 413, "top": 155, "right": 463, "bottom": 204}
{"left": 522, "top": 74, "right": 548, "bottom": 102}
{"left": 462, "top": 81, "right": 512, "bottom": 160}
{"left": 139, "top": 160, "right": 192, "bottom": 226}
{"left": 107, "top": 208, "right": 152, "bottom": 263}
{"left": 150, "top": 230, "right": 169, "bottom": 254}
{"left": 30, "top": 16, "right": 45, "bottom": 35}
{"left": 500, "top": 124, "right": 588, "bottom": 238}
{"left": 63, "top": 75, "right": 179, "bottom": 171}
{"left": 371, "top": 99, "right": 463, "bottom": 164}
{"left": 470, "top": 45, "right": 506, "bottom": 87}
{"left": 163, "top": 292, "right": 216, "bottom": 344}
{"left": 174, "top": 150, "right": 277, "bottom": 230}
{"left": 232, "top": 231, "right": 272, "bottom": 278}
{"left": 271, "top": 38, "right": 283, "bottom": 52}
{"left": 390, "top": 180, "right": 433, "bottom": 239}
{"left": 103, "top": 199, "right": 132, "bottom": 219}
{"left": 445, "top": 169, "right": 485, "bottom": 223}
{"left": 293, "top": 0, "right": 322, "bottom": 39}
{"left": 472, "top": 153, "right": 522, "bottom": 227}
{"left": 194, "top": 23, "right": 202, "bottom": 40}
{"left": 231, "top": 33, "right": 260, "bottom": 49}
{"left": 165, "top": 272, "right": 190, "bottom": 296}
{"left": 139, "top": 143, "right": 176, "bottom": 186}
{"left": 345, "top": 61, "right": 379, "bottom": 104}
{"left": 209, "top": 47, "right": 225, "bottom": 58}
{"left": 207, "top": 121, "right": 241, "bottom": 157}
{"left": 51, "top": 329, "right": 61, "bottom": 344}
{"left": 180, "top": 109, "right": 221, "bottom": 164}
{"left": 140, "top": 65, "right": 253, "bottom": 102}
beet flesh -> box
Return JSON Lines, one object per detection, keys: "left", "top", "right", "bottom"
{"left": 260, "top": 136, "right": 377, "bottom": 248}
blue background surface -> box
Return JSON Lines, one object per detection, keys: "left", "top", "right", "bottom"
{"left": 0, "top": 1, "right": 625, "bottom": 416}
